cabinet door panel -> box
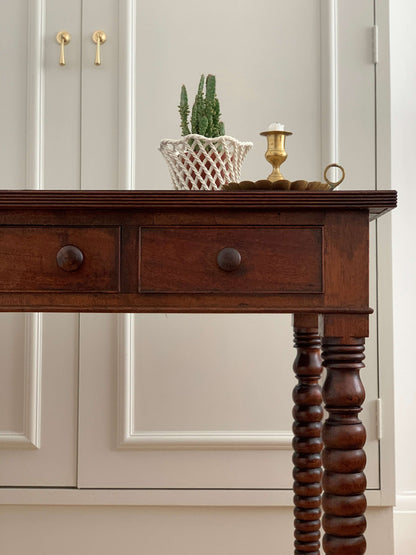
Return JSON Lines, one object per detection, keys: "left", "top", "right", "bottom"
{"left": 81, "top": 0, "right": 119, "bottom": 190}
{"left": 44, "top": 0, "right": 82, "bottom": 189}
{"left": 0, "top": 1, "right": 28, "bottom": 187}
{"left": 0, "top": 0, "right": 80, "bottom": 485}
{"left": 0, "top": 314, "right": 79, "bottom": 486}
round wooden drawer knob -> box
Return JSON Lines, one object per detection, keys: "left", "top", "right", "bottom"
{"left": 56, "top": 245, "right": 84, "bottom": 272}
{"left": 217, "top": 247, "right": 241, "bottom": 272}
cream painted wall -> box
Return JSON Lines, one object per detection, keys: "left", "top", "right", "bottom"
{"left": 390, "top": 0, "right": 416, "bottom": 550}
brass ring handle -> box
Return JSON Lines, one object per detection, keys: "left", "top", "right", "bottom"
{"left": 217, "top": 247, "right": 242, "bottom": 272}
{"left": 324, "top": 163, "right": 345, "bottom": 190}
{"left": 92, "top": 31, "right": 107, "bottom": 65}
{"left": 56, "top": 31, "right": 71, "bottom": 66}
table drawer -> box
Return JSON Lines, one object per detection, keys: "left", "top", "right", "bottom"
{"left": 0, "top": 226, "right": 120, "bottom": 292}
{"left": 139, "top": 226, "right": 323, "bottom": 294}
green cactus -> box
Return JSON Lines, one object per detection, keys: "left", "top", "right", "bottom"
{"left": 178, "top": 74, "right": 225, "bottom": 138}
{"left": 179, "top": 85, "right": 190, "bottom": 136}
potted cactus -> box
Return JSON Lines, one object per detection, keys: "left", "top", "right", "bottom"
{"left": 179, "top": 74, "right": 225, "bottom": 139}
{"left": 160, "top": 74, "right": 252, "bottom": 190}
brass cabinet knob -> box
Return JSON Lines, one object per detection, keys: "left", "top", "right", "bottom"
{"left": 217, "top": 247, "right": 242, "bottom": 272}
{"left": 92, "top": 30, "right": 107, "bottom": 65}
{"left": 56, "top": 31, "right": 71, "bottom": 66}
{"left": 56, "top": 245, "right": 84, "bottom": 272}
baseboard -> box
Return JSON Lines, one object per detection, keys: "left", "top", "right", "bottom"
{"left": 394, "top": 493, "right": 416, "bottom": 553}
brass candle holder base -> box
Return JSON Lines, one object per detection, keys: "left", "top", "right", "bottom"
{"left": 260, "top": 130, "right": 293, "bottom": 181}
{"left": 221, "top": 163, "right": 345, "bottom": 191}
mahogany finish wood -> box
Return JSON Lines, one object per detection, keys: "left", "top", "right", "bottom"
{"left": 292, "top": 314, "right": 323, "bottom": 555}
{"left": 0, "top": 190, "right": 396, "bottom": 219}
{"left": 0, "top": 226, "right": 120, "bottom": 292}
{"left": 321, "top": 336, "right": 367, "bottom": 555}
{"left": 56, "top": 245, "right": 84, "bottom": 272}
{"left": 139, "top": 226, "right": 322, "bottom": 294}
{"left": 216, "top": 247, "right": 242, "bottom": 272}
{"left": 0, "top": 190, "right": 396, "bottom": 554}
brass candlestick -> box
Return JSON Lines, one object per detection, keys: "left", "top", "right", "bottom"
{"left": 260, "top": 130, "right": 293, "bottom": 181}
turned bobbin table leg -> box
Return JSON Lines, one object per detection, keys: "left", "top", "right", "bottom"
{"left": 320, "top": 314, "right": 369, "bottom": 555}
{"left": 292, "top": 314, "right": 323, "bottom": 555}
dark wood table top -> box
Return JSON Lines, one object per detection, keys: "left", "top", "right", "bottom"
{"left": 0, "top": 189, "right": 397, "bottom": 219}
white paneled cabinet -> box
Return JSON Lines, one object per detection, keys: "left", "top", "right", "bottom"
{"left": 0, "top": 0, "right": 394, "bottom": 552}
{"left": 78, "top": 0, "right": 383, "bottom": 492}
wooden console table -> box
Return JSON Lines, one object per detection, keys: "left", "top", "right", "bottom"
{"left": 0, "top": 190, "right": 396, "bottom": 554}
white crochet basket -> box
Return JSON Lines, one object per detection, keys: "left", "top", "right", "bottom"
{"left": 159, "top": 134, "right": 252, "bottom": 190}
